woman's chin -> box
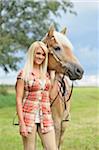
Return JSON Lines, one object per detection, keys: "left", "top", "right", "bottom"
{"left": 34, "top": 61, "right": 43, "bottom": 65}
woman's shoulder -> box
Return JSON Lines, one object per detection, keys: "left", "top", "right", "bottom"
{"left": 17, "top": 69, "right": 25, "bottom": 80}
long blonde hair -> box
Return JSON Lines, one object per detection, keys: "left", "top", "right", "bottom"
{"left": 23, "top": 41, "right": 48, "bottom": 80}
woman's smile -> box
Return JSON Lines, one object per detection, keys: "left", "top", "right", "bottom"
{"left": 34, "top": 47, "right": 45, "bottom": 65}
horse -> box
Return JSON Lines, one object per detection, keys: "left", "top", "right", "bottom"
{"left": 42, "top": 25, "right": 84, "bottom": 150}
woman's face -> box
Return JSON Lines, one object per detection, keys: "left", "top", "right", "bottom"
{"left": 34, "top": 46, "right": 46, "bottom": 65}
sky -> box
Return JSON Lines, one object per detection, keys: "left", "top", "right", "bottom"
{"left": 56, "top": 0, "right": 99, "bottom": 86}
{"left": 0, "top": 0, "right": 98, "bottom": 86}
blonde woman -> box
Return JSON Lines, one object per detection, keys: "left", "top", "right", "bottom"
{"left": 15, "top": 41, "right": 57, "bottom": 150}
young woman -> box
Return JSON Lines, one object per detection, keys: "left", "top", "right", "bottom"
{"left": 15, "top": 41, "right": 57, "bottom": 150}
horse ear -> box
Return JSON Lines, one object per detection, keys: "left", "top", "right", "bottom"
{"left": 60, "top": 27, "right": 67, "bottom": 34}
{"left": 47, "top": 24, "right": 55, "bottom": 37}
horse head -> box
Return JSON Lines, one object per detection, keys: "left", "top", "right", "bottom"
{"left": 42, "top": 25, "right": 84, "bottom": 80}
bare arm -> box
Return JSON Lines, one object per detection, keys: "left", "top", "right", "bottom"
{"left": 16, "top": 79, "right": 25, "bottom": 125}
{"left": 16, "top": 79, "right": 28, "bottom": 137}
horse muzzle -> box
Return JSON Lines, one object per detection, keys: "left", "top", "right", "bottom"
{"left": 63, "top": 62, "right": 84, "bottom": 80}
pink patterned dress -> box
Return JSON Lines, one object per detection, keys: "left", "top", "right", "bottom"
{"left": 16, "top": 70, "right": 54, "bottom": 133}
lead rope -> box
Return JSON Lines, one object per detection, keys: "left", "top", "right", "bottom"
{"left": 50, "top": 73, "right": 74, "bottom": 108}
{"left": 58, "top": 81, "right": 73, "bottom": 150}
{"left": 13, "top": 112, "right": 19, "bottom": 125}
{"left": 50, "top": 74, "right": 65, "bottom": 107}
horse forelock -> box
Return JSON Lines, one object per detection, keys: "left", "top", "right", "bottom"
{"left": 53, "top": 31, "right": 73, "bottom": 50}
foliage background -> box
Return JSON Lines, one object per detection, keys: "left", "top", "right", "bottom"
{"left": 0, "top": 0, "right": 75, "bottom": 72}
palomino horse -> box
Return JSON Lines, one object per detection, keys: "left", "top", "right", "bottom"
{"left": 42, "top": 25, "right": 84, "bottom": 150}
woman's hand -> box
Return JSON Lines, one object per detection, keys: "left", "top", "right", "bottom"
{"left": 19, "top": 124, "right": 28, "bottom": 137}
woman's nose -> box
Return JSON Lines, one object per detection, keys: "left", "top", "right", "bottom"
{"left": 39, "top": 55, "right": 42, "bottom": 59}
{"left": 38, "top": 55, "right": 43, "bottom": 59}
{"left": 40, "top": 55, "right": 45, "bottom": 59}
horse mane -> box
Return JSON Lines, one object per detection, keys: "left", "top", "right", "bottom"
{"left": 54, "top": 31, "right": 73, "bottom": 50}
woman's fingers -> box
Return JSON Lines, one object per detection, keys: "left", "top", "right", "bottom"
{"left": 20, "top": 131, "right": 28, "bottom": 137}
{"left": 19, "top": 125, "right": 28, "bottom": 137}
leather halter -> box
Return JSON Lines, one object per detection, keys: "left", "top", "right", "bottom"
{"left": 50, "top": 74, "right": 73, "bottom": 109}
{"left": 44, "top": 40, "right": 73, "bottom": 109}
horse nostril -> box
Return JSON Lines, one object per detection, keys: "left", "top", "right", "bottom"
{"left": 75, "top": 67, "right": 84, "bottom": 76}
{"left": 77, "top": 68, "right": 81, "bottom": 74}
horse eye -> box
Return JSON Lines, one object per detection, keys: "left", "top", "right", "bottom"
{"left": 54, "top": 46, "right": 61, "bottom": 51}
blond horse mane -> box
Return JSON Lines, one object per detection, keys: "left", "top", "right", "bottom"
{"left": 54, "top": 31, "right": 74, "bottom": 50}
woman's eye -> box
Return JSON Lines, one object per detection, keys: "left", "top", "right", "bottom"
{"left": 36, "top": 52, "right": 41, "bottom": 55}
{"left": 36, "top": 52, "right": 45, "bottom": 57}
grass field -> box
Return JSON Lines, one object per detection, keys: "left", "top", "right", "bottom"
{"left": 0, "top": 87, "right": 99, "bottom": 150}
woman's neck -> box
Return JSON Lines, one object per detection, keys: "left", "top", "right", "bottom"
{"left": 33, "top": 64, "right": 41, "bottom": 78}
{"left": 33, "top": 63, "right": 40, "bottom": 70}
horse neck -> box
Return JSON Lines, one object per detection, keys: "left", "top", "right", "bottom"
{"left": 50, "top": 71, "right": 65, "bottom": 118}
{"left": 49, "top": 70, "right": 60, "bottom": 83}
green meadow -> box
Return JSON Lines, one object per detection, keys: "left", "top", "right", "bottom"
{"left": 0, "top": 86, "right": 99, "bottom": 150}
